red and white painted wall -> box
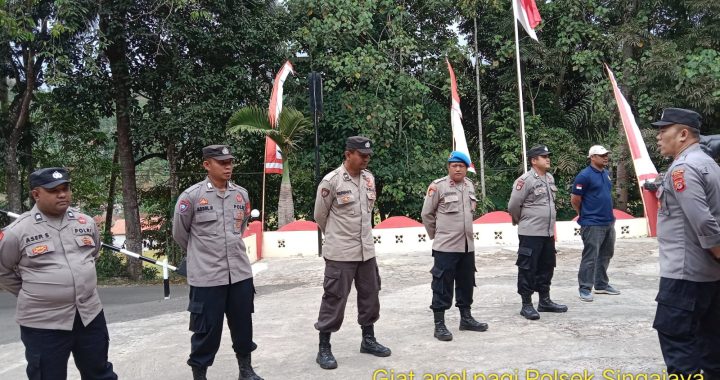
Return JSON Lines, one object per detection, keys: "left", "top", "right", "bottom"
{"left": 241, "top": 210, "right": 649, "bottom": 262}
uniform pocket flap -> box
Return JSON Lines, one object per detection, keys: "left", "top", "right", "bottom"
{"left": 195, "top": 212, "right": 218, "bottom": 222}
{"left": 324, "top": 267, "right": 342, "bottom": 279}
{"left": 517, "top": 247, "right": 533, "bottom": 256}
{"left": 25, "top": 242, "right": 55, "bottom": 257}
{"left": 655, "top": 291, "right": 695, "bottom": 311}
{"left": 74, "top": 235, "right": 96, "bottom": 247}
{"left": 187, "top": 301, "right": 204, "bottom": 313}
{"left": 443, "top": 195, "right": 459, "bottom": 203}
{"left": 430, "top": 267, "right": 444, "bottom": 278}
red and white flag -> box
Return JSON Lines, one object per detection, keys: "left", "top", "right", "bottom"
{"left": 268, "top": 61, "right": 294, "bottom": 127}
{"left": 265, "top": 61, "right": 293, "bottom": 175}
{"left": 606, "top": 65, "right": 659, "bottom": 236}
{"left": 264, "top": 137, "right": 283, "bottom": 174}
{"left": 513, "top": 0, "right": 541, "bottom": 41}
{"left": 446, "top": 59, "right": 476, "bottom": 174}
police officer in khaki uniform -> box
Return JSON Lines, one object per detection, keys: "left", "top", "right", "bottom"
{"left": 508, "top": 145, "right": 567, "bottom": 320}
{"left": 421, "top": 151, "right": 488, "bottom": 342}
{"left": 0, "top": 168, "right": 117, "bottom": 380}
{"left": 313, "top": 136, "right": 390, "bottom": 370}
{"left": 652, "top": 108, "right": 720, "bottom": 378}
{"left": 172, "top": 145, "right": 262, "bottom": 380}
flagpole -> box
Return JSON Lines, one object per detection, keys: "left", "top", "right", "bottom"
{"left": 512, "top": 0, "right": 528, "bottom": 173}
{"left": 474, "top": 16, "right": 487, "bottom": 197}
{"left": 261, "top": 138, "right": 267, "bottom": 231}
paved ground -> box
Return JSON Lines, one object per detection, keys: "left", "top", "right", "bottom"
{"left": 0, "top": 239, "right": 666, "bottom": 379}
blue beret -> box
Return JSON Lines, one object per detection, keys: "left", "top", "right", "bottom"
{"left": 448, "top": 151, "right": 471, "bottom": 167}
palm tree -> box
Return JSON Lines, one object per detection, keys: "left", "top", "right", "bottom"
{"left": 227, "top": 106, "right": 312, "bottom": 228}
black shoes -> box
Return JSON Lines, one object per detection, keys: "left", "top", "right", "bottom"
{"left": 237, "top": 353, "right": 263, "bottom": 380}
{"left": 459, "top": 308, "right": 489, "bottom": 332}
{"left": 316, "top": 332, "right": 338, "bottom": 369}
{"left": 433, "top": 311, "right": 453, "bottom": 341}
{"left": 538, "top": 294, "right": 568, "bottom": 313}
{"left": 360, "top": 325, "right": 392, "bottom": 357}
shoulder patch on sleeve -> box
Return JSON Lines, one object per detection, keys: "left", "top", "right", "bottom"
{"left": 515, "top": 179, "right": 525, "bottom": 191}
{"left": 671, "top": 169, "right": 686, "bottom": 192}
{"left": 426, "top": 184, "right": 437, "bottom": 197}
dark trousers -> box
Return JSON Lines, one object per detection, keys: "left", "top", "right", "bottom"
{"left": 187, "top": 278, "right": 256, "bottom": 369}
{"left": 516, "top": 235, "right": 556, "bottom": 296}
{"left": 578, "top": 224, "right": 615, "bottom": 291}
{"left": 20, "top": 310, "right": 117, "bottom": 380}
{"left": 653, "top": 277, "right": 720, "bottom": 378}
{"left": 315, "top": 257, "right": 381, "bottom": 332}
{"left": 430, "top": 250, "right": 475, "bottom": 311}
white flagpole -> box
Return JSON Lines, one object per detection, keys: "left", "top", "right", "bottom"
{"left": 261, "top": 139, "right": 267, "bottom": 231}
{"left": 474, "top": 16, "right": 487, "bottom": 197}
{"left": 512, "top": 0, "right": 528, "bottom": 173}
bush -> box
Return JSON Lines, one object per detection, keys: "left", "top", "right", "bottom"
{"left": 141, "top": 265, "right": 160, "bottom": 281}
{"left": 96, "top": 249, "right": 125, "bottom": 279}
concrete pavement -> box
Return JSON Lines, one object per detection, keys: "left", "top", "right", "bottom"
{"left": 0, "top": 239, "right": 666, "bottom": 379}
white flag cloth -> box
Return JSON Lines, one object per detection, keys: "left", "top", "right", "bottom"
{"left": 446, "top": 59, "right": 476, "bottom": 173}
{"left": 268, "top": 61, "right": 294, "bottom": 127}
{"left": 606, "top": 64, "right": 659, "bottom": 236}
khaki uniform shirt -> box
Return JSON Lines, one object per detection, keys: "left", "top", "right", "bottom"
{"left": 421, "top": 176, "right": 477, "bottom": 253}
{"left": 0, "top": 206, "right": 102, "bottom": 330}
{"left": 508, "top": 169, "right": 557, "bottom": 237}
{"left": 314, "top": 164, "right": 376, "bottom": 262}
{"left": 172, "top": 178, "right": 253, "bottom": 286}
{"left": 657, "top": 143, "right": 720, "bottom": 281}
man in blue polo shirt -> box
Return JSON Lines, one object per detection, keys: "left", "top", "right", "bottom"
{"left": 571, "top": 145, "right": 619, "bottom": 302}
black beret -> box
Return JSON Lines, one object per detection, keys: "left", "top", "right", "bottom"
{"left": 651, "top": 108, "right": 702, "bottom": 130}
{"left": 346, "top": 136, "right": 373, "bottom": 154}
{"left": 527, "top": 145, "right": 551, "bottom": 159}
{"left": 202, "top": 145, "right": 234, "bottom": 160}
{"left": 29, "top": 167, "right": 71, "bottom": 189}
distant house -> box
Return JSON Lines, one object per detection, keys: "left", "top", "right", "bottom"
{"left": 107, "top": 217, "right": 161, "bottom": 251}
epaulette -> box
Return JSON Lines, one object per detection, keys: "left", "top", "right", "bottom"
{"left": 323, "top": 170, "right": 338, "bottom": 182}
{"left": 3, "top": 211, "right": 32, "bottom": 230}
{"left": 361, "top": 169, "right": 373, "bottom": 176}
{"left": 519, "top": 171, "right": 533, "bottom": 181}
{"left": 230, "top": 182, "right": 249, "bottom": 194}
{"left": 432, "top": 177, "right": 447, "bottom": 184}
{"left": 184, "top": 182, "right": 203, "bottom": 194}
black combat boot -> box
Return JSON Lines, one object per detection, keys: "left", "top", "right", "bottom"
{"left": 537, "top": 292, "right": 568, "bottom": 313}
{"left": 433, "top": 311, "right": 453, "bottom": 341}
{"left": 237, "top": 353, "right": 263, "bottom": 380}
{"left": 458, "top": 308, "right": 489, "bottom": 332}
{"left": 360, "top": 325, "right": 392, "bottom": 357}
{"left": 316, "top": 332, "right": 338, "bottom": 369}
{"left": 191, "top": 367, "right": 207, "bottom": 380}
{"left": 520, "top": 294, "right": 540, "bottom": 320}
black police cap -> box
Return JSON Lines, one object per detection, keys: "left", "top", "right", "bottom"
{"left": 202, "top": 145, "right": 234, "bottom": 160}
{"left": 527, "top": 145, "right": 551, "bottom": 159}
{"left": 345, "top": 136, "right": 373, "bottom": 154}
{"left": 29, "top": 167, "right": 71, "bottom": 189}
{"left": 651, "top": 108, "right": 702, "bottom": 130}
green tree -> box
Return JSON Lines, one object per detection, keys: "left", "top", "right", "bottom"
{"left": 228, "top": 106, "right": 312, "bottom": 228}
